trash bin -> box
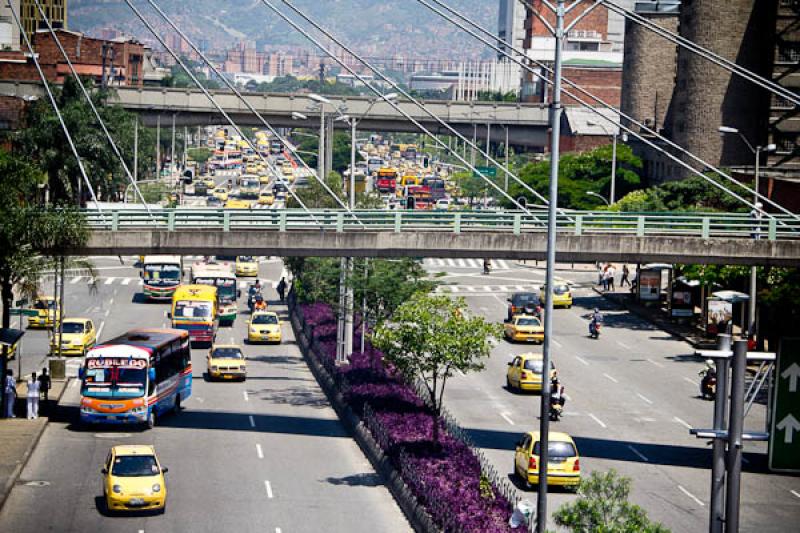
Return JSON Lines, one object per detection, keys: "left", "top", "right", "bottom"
{"left": 509, "top": 500, "right": 534, "bottom": 529}
{"left": 49, "top": 358, "right": 66, "bottom": 380}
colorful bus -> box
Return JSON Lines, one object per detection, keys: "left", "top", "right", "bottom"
{"left": 141, "top": 255, "right": 183, "bottom": 301}
{"left": 190, "top": 263, "right": 239, "bottom": 326}
{"left": 170, "top": 284, "right": 218, "bottom": 345}
{"left": 79, "top": 328, "right": 191, "bottom": 428}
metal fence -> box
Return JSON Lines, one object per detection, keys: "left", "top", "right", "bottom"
{"left": 82, "top": 208, "right": 800, "bottom": 241}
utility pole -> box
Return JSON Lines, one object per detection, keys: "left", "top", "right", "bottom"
{"left": 537, "top": 1, "right": 566, "bottom": 530}
{"left": 486, "top": 122, "right": 491, "bottom": 166}
{"left": 343, "top": 117, "right": 357, "bottom": 360}
{"left": 101, "top": 43, "right": 109, "bottom": 89}
{"left": 170, "top": 113, "right": 176, "bottom": 180}
{"left": 504, "top": 125, "right": 509, "bottom": 191}
{"left": 725, "top": 340, "right": 748, "bottom": 533}
{"left": 318, "top": 107, "right": 325, "bottom": 182}
{"left": 610, "top": 132, "right": 617, "bottom": 204}
{"left": 156, "top": 115, "right": 161, "bottom": 177}
{"left": 709, "top": 334, "right": 731, "bottom": 533}
{"left": 133, "top": 117, "right": 139, "bottom": 183}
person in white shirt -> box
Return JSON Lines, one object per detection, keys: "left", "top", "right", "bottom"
{"left": 26, "top": 373, "right": 40, "bottom": 419}
{"left": 4, "top": 370, "right": 16, "bottom": 418}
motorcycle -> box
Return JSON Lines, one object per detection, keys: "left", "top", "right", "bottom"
{"left": 247, "top": 286, "right": 262, "bottom": 313}
{"left": 589, "top": 320, "right": 601, "bottom": 339}
{"left": 549, "top": 401, "right": 563, "bottom": 422}
{"left": 700, "top": 371, "right": 717, "bottom": 400}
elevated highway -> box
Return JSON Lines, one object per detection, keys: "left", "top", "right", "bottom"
{"left": 0, "top": 81, "right": 550, "bottom": 147}
{"left": 66, "top": 209, "right": 800, "bottom": 266}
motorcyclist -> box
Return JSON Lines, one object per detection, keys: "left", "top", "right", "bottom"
{"left": 254, "top": 294, "right": 267, "bottom": 311}
{"left": 589, "top": 308, "right": 602, "bottom": 336}
{"left": 483, "top": 259, "right": 491, "bottom": 275}
{"left": 549, "top": 377, "right": 565, "bottom": 420}
{"left": 699, "top": 359, "right": 717, "bottom": 398}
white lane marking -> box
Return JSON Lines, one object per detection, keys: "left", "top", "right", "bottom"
{"left": 276, "top": 528, "right": 282, "bottom": 533}
{"left": 647, "top": 358, "right": 664, "bottom": 368}
{"left": 627, "top": 445, "right": 649, "bottom": 462}
{"left": 588, "top": 413, "right": 607, "bottom": 428}
{"left": 450, "top": 286, "right": 460, "bottom": 293}
{"left": 70, "top": 379, "right": 78, "bottom": 388}
{"left": 678, "top": 485, "right": 704, "bottom": 507}
{"left": 108, "top": 298, "right": 114, "bottom": 305}
{"left": 264, "top": 480, "right": 273, "bottom": 498}
{"left": 256, "top": 444, "right": 264, "bottom": 459}
{"left": 500, "top": 412, "right": 515, "bottom": 426}
{"left": 674, "top": 416, "right": 692, "bottom": 429}
{"left": 70, "top": 276, "right": 82, "bottom": 284}
{"left": 575, "top": 356, "right": 590, "bottom": 366}
{"left": 104, "top": 309, "right": 110, "bottom": 317}
{"left": 96, "top": 320, "right": 105, "bottom": 339}
{"left": 616, "top": 340, "right": 632, "bottom": 350}
{"left": 104, "top": 277, "right": 115, "bottom": 285}
{"left": 229, "top": 336, "right": 235, "bottom": 344}
{"left": 121, "top": 278, "right": 132, "bottom": 286}
{"left": 790, "top": 489, "right": 800, "bottom": 499}
{"left": 137, "top": 279, "right": 143, "bottom": 286}
{"left": 465, "top": 285, "right": 476, "bottom": 292}
{"left": 249, "top": 415, "right": 255, "bottom": 428}
{"left": 551, "top": 339, "right": 563, "bottom": 348}
{"left": 139, "top": 530, "right": 144, "bottom": 533}
{"left": 603, "top": 373, "right": 618, "bottom": 383}
{"left": 637, "top": 393, "right": 654, "bottom": 405}
{"left": 243, "top": 390, "right": 249, "bottom": 401}
{"left": 498, "top": 285, "right": 509, "bottom": 292}
{"left": 683, "top": 377, "right": 697, "bottom": 386}
{"left": 163, "top": 311, "right": 169, "bottom": 318}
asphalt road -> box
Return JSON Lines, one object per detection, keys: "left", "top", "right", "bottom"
{"left": 0, "top": 257, "right": 409, "bottom": 533}
{"left": 423, "top": 259, "right": 800, "bottom": 532}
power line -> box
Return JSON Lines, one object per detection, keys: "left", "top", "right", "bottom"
{"left": 32, "top": 0, "right": 153, "bottom": 218}
{"left": 144, "top": 0, "right": 361, "bottom": 224}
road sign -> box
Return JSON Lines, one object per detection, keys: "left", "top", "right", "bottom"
{"left": 9, "top": 308, "right": 38, "bottom": 317}
{"left": 473, "top": 166, "right": 497, "bottom": 178}
{"left": 769, "top": 338, "right": 800, "bottom": 471}
{"left": 15, "top": 298, "right": 28, "bottom": 307}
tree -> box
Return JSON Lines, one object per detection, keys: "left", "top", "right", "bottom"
{"left": 14, "top": 77, "right": 156, "bottom": 204}
{"left": 371, "top": 294, "right": 501, "bottom": 444}
{"left": 554, "top": 470, "right": 670, "bottom": 532}
{"left": 0, "top": 148, "right": 89, "bottom": 414}
{"left": 187, "top": 147, "right": 212, "bottom": 165}
{"left": 613, "top": 174, "right": 751, "bottom": 213}
{"left": 291, "top": 130, "right": 363, "bottom": 175}
{"left": 503, "top": 144, "right": 642, "bottom": 210}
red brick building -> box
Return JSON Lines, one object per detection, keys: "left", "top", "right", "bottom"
{"left": 0, "top": 29, "right": 145, "bottom": 87}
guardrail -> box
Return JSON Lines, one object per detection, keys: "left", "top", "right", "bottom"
{"left": 82, "top": 209, "right": 800, "bottom": 241}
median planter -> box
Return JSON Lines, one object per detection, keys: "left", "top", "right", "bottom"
{"left": 291, "top": 298, "right": 517, "bottom": 533}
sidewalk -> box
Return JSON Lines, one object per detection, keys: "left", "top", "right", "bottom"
{"left": 594, "top": 286, "right": 717, "bottom": 349}
{"left": 0, "top": 378, "right": 69, "bottom": 511}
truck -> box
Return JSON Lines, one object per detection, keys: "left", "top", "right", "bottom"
{"left": 375, "top": 167, "right": 398, "bottom": 194}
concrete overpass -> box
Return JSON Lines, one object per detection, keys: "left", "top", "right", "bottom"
{"left": 0, "top": 81, "right": 550, "bottom": 147}
{"left": 60, "top": 209, "right": 800, "bottom": 266}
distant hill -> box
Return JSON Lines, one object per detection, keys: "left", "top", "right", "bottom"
{"left": 69, "top": 0, "right": 496, "bottom": 60}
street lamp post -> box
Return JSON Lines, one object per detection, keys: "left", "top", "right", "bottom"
{"left": 586, "top": 191, "right": 610, "bottom": 206}
{"left": 718, "top": 126, "right": 776, "bottom": 343}
{"left": 610, "top": 131, "right": 628, "bottom": 204}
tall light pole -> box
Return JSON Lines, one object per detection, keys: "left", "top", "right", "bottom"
{"left": 610, "top": 131, "right": 628, "bottom": 204}
{"left": 309, "top": 93, "right": 331, "bottom": 183}
{"left": 586, "top": 191, "right": 610, "bottom": 206}
{"left": 718, "top": 125, "right": 776, "bottom": 343}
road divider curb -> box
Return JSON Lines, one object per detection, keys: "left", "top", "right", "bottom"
{"left": 289, "top": 302, "right": 435, "bottom": 533}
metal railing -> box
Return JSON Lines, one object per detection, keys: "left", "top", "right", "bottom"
{"left": 83, "top": 208, "right": 800, "bottom": 241}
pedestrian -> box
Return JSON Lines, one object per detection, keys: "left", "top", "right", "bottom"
{"left": 607, "top": 264, "right": 616, "bottom": 291}
{"left": 597, "top": 262, "right": 606, "bottom": 286}
{"left": 621, "top": 264, "right": 631, "bottom": 287}
{"left": 26, "top": 372, "right": 40, "bottom": 420}
{"left": 276, "top": 277, "right": 287, "bottom": 303}
{"left": 4, "top": 369, "right": 16, "bottom": 418}
{"left": 38, "top": 368, "right": 51, "bottom": 403}
{"left": 602, "top": 266, "right": 611, "bottom": 292}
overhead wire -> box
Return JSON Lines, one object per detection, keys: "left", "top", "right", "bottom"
{"left": 144, "top": 0, "right": 361, "bottom": 224}
{"left": 266, "top": 0, "right": 552, "bottom": 218}
{"left": 31, "top": 0, "right": 153, "bottom": 218}
{"left": 421, "top": 0, "right": 796, "bottom": 221}
{"left": 6, "top": 0, "right": 103, "bottom": 217}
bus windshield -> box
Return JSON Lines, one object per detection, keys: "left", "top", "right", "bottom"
{"left": 194, "top": 277, "right": 236, "bottom": 301}
{"left": 144, "top": 264, "right": 181, "bottom": 280}
{"left": 82, "top": 358, "right": 147, "bottom": 399}
{"left": 174, "top": 300, "right": 213, "bottom": 319}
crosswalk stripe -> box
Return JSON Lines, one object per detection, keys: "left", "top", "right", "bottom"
{"left": 104, "top": 277, "right": 115, "bottom": 285}
{"left": 450, "top": 286, "right": 460, "bottom": 293}
{"left": 121, "top": 278, "right": 132, "bottom": 285}
{"left": 515, "top": 285, "right": 526, "bottom": 291}
{"left": 465, "top": 285, "right": 476, "bottom": 292}
{"left": 70, "top": 276, "right": 82, "bottom": 284}
{"left": 468, "top": 259, "right": 481, "bottom": 268}
{"left": 455, "top": 259, "right": 467, "bottom": 268}
{"left": 498, "top": 285, "right": 509, "bottom": 292}
{"left": 497, "top": 259, "right": 510, "bottom": 270}
{"left": 446, "top": 259, "right": 457, "bottom": 267}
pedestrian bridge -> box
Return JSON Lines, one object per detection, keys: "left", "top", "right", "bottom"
{"left": 66, "top": 209, "right": 800, "bottom": 266}
{"left": 0, "top": 81, "right": 549, "bottom": 147}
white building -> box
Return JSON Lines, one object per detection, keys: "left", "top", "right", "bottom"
{"left": 497, "top": 0, "right": 527, "bottom": 59}
{"left": 0, "top": 0, "right": 20, "bottom": 51}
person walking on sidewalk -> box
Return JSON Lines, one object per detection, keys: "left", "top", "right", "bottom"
{"left": 4, "top": 369, "right": 16, "bottom": 418}
{"left": 38, "top": 368, "right": 51, "bottom": 403}
{"left": 620, "top": 264, "right": 631, "bottom": 288}
{"left": 601, "top": 266, "right": 611, "bottom": 292}
{"left": 276, "top": 277, "right": 287, "bottom": 303}
{"left": 607, "top": 264, "right": 616, "bottom": 292}
{"left": 26, "top": 373, "right": 40, "bottom": 420}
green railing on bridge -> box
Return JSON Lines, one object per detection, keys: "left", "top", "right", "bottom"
{"left": 83, "top": 209, "right": 800, "bottom": 241}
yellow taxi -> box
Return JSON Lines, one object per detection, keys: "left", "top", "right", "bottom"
{"left": 235, "top": 256, "right": 259, "bottom": 277}
{"left": 224, "top": 198, "right": 253, "bottom": 209}
{"left": 540, "top": 282, "right": 573, "bottom": 309}
{"left": 247, "top": 311, "right": 282, "bottom": 344}
{"left": 258, "top": 191, "right": 275, "bottom": 205}
{"left": 506, "top": 352, "right": 556, "bottom": 392}
{"left": 514, "top": 431, "right": 580, "bottom": 490}
{"left": 212, "top": 187, "right": 229, "bottom": 202}
{"left": 102, "top": 445, "right": 168, "bottom": 513}
{"left": 50, "top": 318, "right": 96, "bottom": 356}
{"left": 245, "top": 164, "right": 260, "bottom": 175}
{"left": 28, "top": 296, "right": 59, "bottom": 329}
{"left": 202, "top": 177, "right": 216, "bottom": 189}
{"left": 206, "top": 344, "right": 247, "bottom": 381}
{"left": 258, "top": 172, "right": 271, "bottom": 185}
{"left": 504, "top": 315, "right": 544, "bottom": 344}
